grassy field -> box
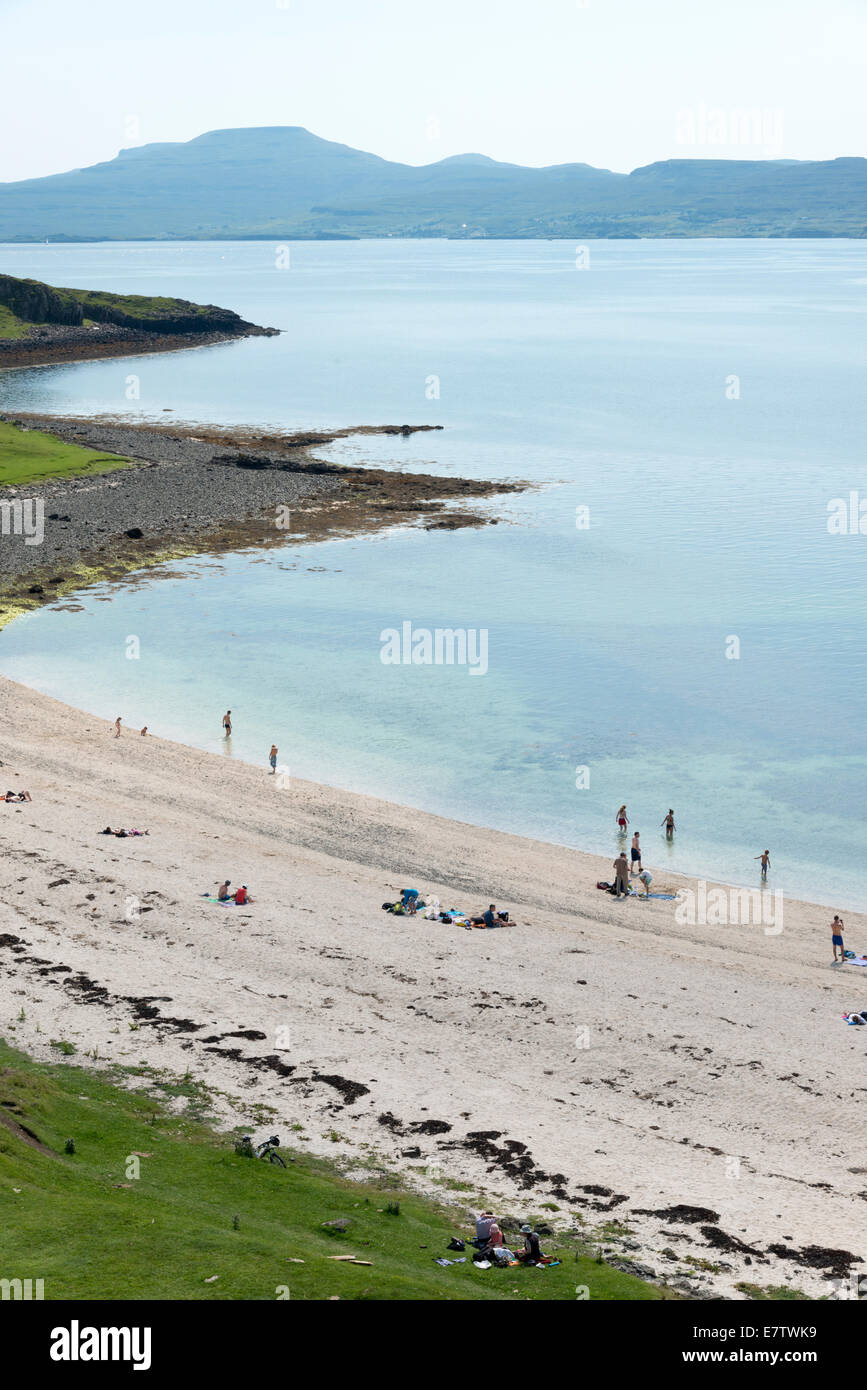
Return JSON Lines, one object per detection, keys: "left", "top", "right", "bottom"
{"left": 0, "top": 1042, "right": 671, "bottom": 1301}
{"left": 0, "top": 420, "right": 129, "bottom": 486}
{"left": 0, "top": 304, "right": 26, "bottom": 339}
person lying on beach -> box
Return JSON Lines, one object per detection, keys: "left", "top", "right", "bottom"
{"left": 100, "top": 826, "right": 149, "bottom": 837}
{"left": 844, "top": 1010, "right": 867, "bottom": 1025}
{"left": 217, "top": 880, "right": 232, "bottom": 901}
{"left": 4, "top": 790, "right": 31, "bottom": 802}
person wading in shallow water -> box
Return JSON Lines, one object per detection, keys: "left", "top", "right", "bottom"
{"left": 755, "top": 849, "right": 771, "bottom": 880}
{"left": 661, "top": 809, "right": 675, "bottom": 838}
{"left": 223, "top": 710, "right": 232, "bottom": 739}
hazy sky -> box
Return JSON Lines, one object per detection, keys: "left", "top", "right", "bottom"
{"left": 2, "top": 0, "right": 865, "bottom": 182}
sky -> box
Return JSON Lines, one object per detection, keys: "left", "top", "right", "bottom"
{"left": 1, "top": 0, "right": 865, "bottom": 183}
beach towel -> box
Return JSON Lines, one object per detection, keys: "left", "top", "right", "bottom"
{"left": 847, "top": 956, "right": 867, "bottom": 967}
{"left": 201, "top": 896, "right": 250, "bottom": 907}
{"left": 642, "top": 892, "right": 678, "bottom": 900}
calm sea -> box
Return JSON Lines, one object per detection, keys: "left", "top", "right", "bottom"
{"left": 1, "top": 239, "right": 865, "bottom": 908}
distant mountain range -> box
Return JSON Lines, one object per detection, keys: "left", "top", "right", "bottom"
{"left": 0, "top": 127, "right": 864, "bottom": 241}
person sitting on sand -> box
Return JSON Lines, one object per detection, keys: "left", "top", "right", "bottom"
{"left": 470, "top": 903, "right": 498, "bottom": 928}
{"left": 217, "top": 879, "right": 232, "bottom": 902}
{"left": 140, "top": 726, "right": 147, "bottom": 737}
{"left": 831, "top": 915, "right": 845, "bottom": 965}
{"left": 234, "top": 885, "right": 249, "bottom": 905}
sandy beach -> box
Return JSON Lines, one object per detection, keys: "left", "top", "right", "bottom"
{"left": 0, "top": 671, "right": 863, "bottom": 1300}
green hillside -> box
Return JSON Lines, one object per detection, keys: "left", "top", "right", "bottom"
{"left": 0, "top": 271, "right": 259, "bottom": 336}
{"left": 0, "top": 127, "right": 864, "bottom": 240}
{"left": 0, "top": 1042, "right": 671, "bottom": 1301}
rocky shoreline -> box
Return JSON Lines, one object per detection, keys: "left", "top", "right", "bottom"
{"left": 0, "top": 412, "right": 526, "bottom": 623}
{"left": 0, "top": 318, "right": 277, "bottom": 369}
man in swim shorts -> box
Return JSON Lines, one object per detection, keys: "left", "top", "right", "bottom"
{"left": 831, "top": 915, "right": 845, "bottom": 964}
{"left": 631, "top": 831, "right": 642, "bottom": 872}
{"left": 755, "top": 849, "right": 770, "bottom": 879}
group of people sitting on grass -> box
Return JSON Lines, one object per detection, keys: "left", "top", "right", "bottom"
{"left": 470, "top": 1211, "right": 551, "bottom": 1266}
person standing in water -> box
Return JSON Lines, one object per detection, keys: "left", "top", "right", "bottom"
{"left": 661, "top": 809, "right": 675, "bottom": 838}
{"left": 755, "top": 849, "right": 771, "bottom": 880}
{"left": 223, "top": 710, "right": 232, "bottom": 739}
{"left": 631, "top": 831, "right": 642, "bottom": 873}
{"left": 616, "top": 805, "right": 629, "bottom": 835}
{"left": 269, "top": 744, "right": 278, "bottom": 774}
{"left": 831, "top": 915, "right": 845, "bottom": 964}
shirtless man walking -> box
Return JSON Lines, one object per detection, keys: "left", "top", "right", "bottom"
{"left": 222, "top": 710, "right": 232, "bottom": 739}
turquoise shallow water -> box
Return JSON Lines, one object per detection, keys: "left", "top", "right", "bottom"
{"left": 0, "top": 239, "right": 865, "bottom": 908}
